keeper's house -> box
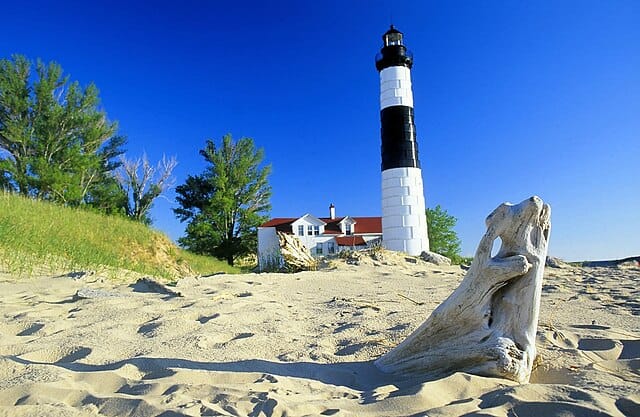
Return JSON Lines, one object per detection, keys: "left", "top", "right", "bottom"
{"left": 257, "top": 204, "right": 382, "bottom": 269}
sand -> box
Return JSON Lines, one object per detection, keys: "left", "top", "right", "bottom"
{"left": 0, "top": 253, "right": 638, "bottom": 416}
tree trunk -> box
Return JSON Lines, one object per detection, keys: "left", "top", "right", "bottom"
{"left": 226, "top": 227, "right": 235, "bottom": 266}
{"left": 375, "top": 196, "right": 551, "bottom": 384}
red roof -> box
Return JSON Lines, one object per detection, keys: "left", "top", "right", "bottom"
{"left": 335, "top": 236, "right": 367, "bottom": 246}
{"left": 350, "top": 217, "right": 382, "bottom": 234}
{"left": 317, "top": 217, "right": 382, "bottom": 234}
{"left": 260, "top": 218, "right": 296, "bottom": 227}
{"left": 260, "top": 216, "right": 382, "bottom": 234}
{"left": 259, "top": 218, "right": 296, "bottom": 233}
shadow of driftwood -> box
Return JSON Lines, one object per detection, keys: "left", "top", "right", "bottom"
{"left": 11, "top": 355, "right": 430, "bottom": 403}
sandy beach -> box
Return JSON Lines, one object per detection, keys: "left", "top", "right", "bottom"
{"left": 0, "top": 253, "right": 638, "bottom": 416}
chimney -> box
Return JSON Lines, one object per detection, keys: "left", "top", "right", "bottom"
{"left": 329, "top": 203, "right": 336, "bottom": 220}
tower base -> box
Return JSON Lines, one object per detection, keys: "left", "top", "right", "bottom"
{"left": 381, "top": 167, "right": 429, "bottom": 256}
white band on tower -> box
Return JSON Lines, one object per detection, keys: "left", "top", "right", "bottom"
{"left": 381, "top": 168, "right": 428, "bottom": 255}
{"left": 380, "top": 66, "right": 414, "bottom": 109}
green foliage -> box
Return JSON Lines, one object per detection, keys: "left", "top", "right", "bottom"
{"left": 175, "top": 134, "right": 272, "bottom": 266}
{"left": 0, "top": 55, "right": 125, "bottom": 208}
{"left": 0, "top": 192, "right": 239, "bottom": 278}
{"left": 426, "top": 204, "right": 463, "bottom": 263}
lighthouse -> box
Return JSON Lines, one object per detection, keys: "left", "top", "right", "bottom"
{"left": 376, "top": 26, "right": 429, "bottom": 255}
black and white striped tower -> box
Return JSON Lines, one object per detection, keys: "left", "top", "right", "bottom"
{"left": 376, "top": 25, "right": 429, "bottom": 255}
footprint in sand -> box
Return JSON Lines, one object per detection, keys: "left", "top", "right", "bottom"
{"left": 335, "top": 342, "right": 367, "bottom": 356}
{"left": 137, "top": 321, "right": 162, "bottom": 337}
{"left": 0, "top": 322, "right": 45, "bottom": 337}
{"left": 542, "top": 284, "right": 561, "bottom": 293}
{"left": 197, "top": 313, "right": 220, "bottom": 324}
{"left": 254, "top": 373, "right": 278, "bottom": 383}
{"left": 20, "top": 345, "right": 92, "bottom": 364}
{"left": 540, "top": 326, "right": 579, "bottom": 349}
{"left": 16, "top": 322, "right": 45, "bottom": 336}
{"left": 116, "top": 382, "right": 156, "bottom": 396}
{"left": 334, "top": 338, "right": 383, "bottom": 356}
{"left": 231, "top": 332, "right": 254, "bottom": 341}
{"left": 578, "top": 338, "right": 623, "bottom": 361}
{"left": 333, "top": 323, "right": 357, "bottom": 334}
{"left": 512, "top": 401, "right": 611, "bottom": 417}
{"left": 237, "top": 291, "right": 253, "bottom": 298}
{"left": 114, "top": 363, "right": 146, "bottom": 380}
{"left": 204, "top": 332, "right": 255, "bottom": 348}
{"left": 592, "top": 339, "right": 640, "bottom": 383}
{"left": 387, "top": 323, "right": 410, "bottom": 332}
{"left": 619, "top": 339, "right": 640, "bottom": 360}
{"left": 616, "top": 396, "right": 640, "bottom": 416}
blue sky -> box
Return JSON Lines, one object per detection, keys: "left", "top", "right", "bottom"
{"left": 2, "top": 1, "right": 638, "bottom": 261}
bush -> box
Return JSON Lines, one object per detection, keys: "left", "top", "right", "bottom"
{"left": 426, "top": 205, "right": 463, "bottom": 262}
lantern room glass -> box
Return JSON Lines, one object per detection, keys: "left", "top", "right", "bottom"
{"left": 384, "top": 31, "right": 403, "bottom": 46}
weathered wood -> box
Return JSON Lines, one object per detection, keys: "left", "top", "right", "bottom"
{"left": 375, "top": 196, "right": 551, "bottom": 383}
{"left": 277, "top": 232, "right": 317, "bottom": 272}
{"left": 419, "top": 251, "right": 452, "bottom": 266}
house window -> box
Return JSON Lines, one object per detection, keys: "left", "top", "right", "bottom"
{"left": 328, "top": 242, "right": 335, "bottom": 254}
{"left": 316, "top": 244, "right": 323, "bottom": 255}
{"left": 307, "top": 225, "right": 313, "bottom": 235}
{"left": 345, "top": 224, "right": 352, "bottom": 235}
{"left": 298, "top": 225, "right": 304, "bottom": 236}
{"left": 313, "top": 225, "right": 320, "bottom": 235}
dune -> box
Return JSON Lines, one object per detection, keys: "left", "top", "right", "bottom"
{"left": 0, "top": 252, "right": 638, "bottom": 416}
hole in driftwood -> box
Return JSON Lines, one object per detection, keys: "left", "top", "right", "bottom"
{"left": 491, "top": 237, "right": 502, "bottom": 258}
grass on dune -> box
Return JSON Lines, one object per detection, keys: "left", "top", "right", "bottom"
{"left": 0, "top": 192, "right": 240, "bottom": 279}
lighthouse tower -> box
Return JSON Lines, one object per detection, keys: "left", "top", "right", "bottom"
{"left": 376, "top": 26, "right": 429, "bottom": 255}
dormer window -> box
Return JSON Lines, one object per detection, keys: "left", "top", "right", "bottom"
{"left": 345, "top": 224, "right": 352, "bottom": 235}
{"left": 298, "top": 225, "right": 304, "bottom": 236}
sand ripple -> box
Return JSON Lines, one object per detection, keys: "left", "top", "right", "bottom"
{"left": 0, "top": 261, "right": 638, "bottom": 416}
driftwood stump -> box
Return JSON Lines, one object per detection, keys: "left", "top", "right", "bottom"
{"left": 376, "top": 196, "right": 551, "bottom": 383}
{"left": 277, "top": 232, "right": 317, "bottom": 272}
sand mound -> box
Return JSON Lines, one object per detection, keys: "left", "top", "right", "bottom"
{"left": 0, "top": 260, "right": 638, "bottom": 416}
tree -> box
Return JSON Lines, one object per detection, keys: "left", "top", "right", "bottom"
{"left": 426, "top": 205, "right": 462, "bottom": 261}
{"left": 0, "top": 55, "right": 125, "bottom": 206}
{"left": 117, "top": 153, "right": 177, "bottom": 224}
{"left": 174, "top": 134, "right": 271, "bottom": 265}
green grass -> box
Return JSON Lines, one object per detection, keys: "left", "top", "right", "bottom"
{"left": 0, "top": 192, "right": 240, "bottom": 279}
{"left": 176, "top": 249, "right": 241, "bottom": 276}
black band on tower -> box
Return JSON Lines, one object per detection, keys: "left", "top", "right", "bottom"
{"left": 380, "top": 106, "right": 420, "bottom": 170}
{"left": 375, "top": 45, "right": 413, "bottom": 71}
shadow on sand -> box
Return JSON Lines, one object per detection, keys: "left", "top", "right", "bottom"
{"left": 11, "top": 355, "right": 430, "bottom": 403}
